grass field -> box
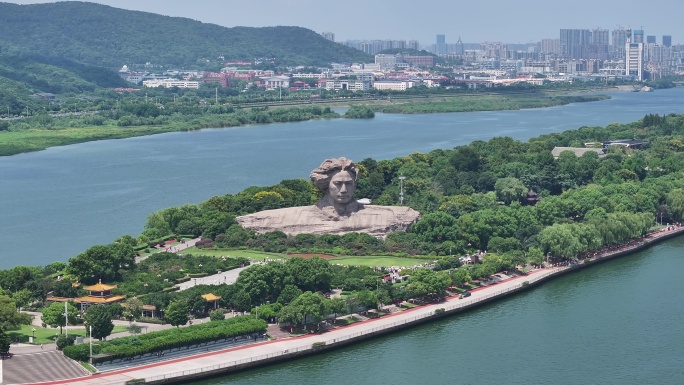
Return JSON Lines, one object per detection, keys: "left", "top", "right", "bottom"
{"left": 322, "top": 255, "right": 431, "bottom": 267}
{"left": 181, "top": 247, "right": 286, "bottom": 261}
{"left": 8, "top": 325, "right": 128, "bottom": 345}
{"left": 0, "top": 126, "right": 177, "bottom": 156}
{"left": 181, "top": 247, "right": 433, "bottom": 267}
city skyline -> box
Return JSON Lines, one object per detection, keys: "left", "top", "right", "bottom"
{"left": 7, "top": 0, "right": 682, "bottom": 46}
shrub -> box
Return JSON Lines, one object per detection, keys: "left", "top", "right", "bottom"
{"left": 434, "top": 308, "right": 445, "bottom": 314}
{"left": 312, "top": 341, "right": 326, "bottom": 350}
{"left": 137, "top": 317, "right": 165, "bottom": 325}
{"left": 56, "top": 335, "right": 76, "bottom": 351}
{"left": 63, "top": 343, "right": 93, "bottom": 362}
{"left": 209, "top": 309, "right": 226, "bottom": 322}
{"left": 522, "top": 281, "right": 530, "bottom": 286}
{"left": 64, "top": 316, "right": 266, "bottom": 363}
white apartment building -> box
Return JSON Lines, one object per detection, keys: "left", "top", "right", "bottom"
{"left": 625, "top": 42, "right": 644, "bottom": 81}
{"left": 261, "top": 76, "right": 290, "bottom": 90}
{"left": 142, "top": 79, "right": 200, "bottom": 89}
{"left": 320, "top": 79, "right": 371, "bottom": 91}
{"left": 372, "top": 80, "right": 415, "bottom": 91}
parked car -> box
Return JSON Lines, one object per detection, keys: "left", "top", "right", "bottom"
{"left": 461, "top": 291, "right": 471, "bottom": 298}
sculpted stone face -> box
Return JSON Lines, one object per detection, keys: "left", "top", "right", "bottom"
{"left": 328, "top": 170, "right": 356, "bottom": 205}
{"left": 235, "top": 156, "right": 421, "bottom": 238}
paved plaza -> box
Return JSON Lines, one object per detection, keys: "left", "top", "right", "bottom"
{"left": 1, "top": 350, "right": 89, "bottom": 384}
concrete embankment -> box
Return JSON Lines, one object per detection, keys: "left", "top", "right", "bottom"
{"left": 36, "top": 227, "right": 684, "bottom": 385}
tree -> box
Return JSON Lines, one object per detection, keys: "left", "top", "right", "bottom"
{"left": 407, "top": 269, "right": 450, "bottom": 299}
{"left": 66, "top": 242, "right": 135, "bottom": 283}
{"left": 666, "top": 188, "right": 684, "bottom": 221}
{"left": 412, "top": 212, "right": 458, "bottom": 242}
{"left": 279, "top": 291, "right": 328, "bottom": 326}
{"left": 285, "top": 257, "right": 333, "bottom": 293}
{"left": 85, "top": 305, "right": 114, "bottom": 341}
{"left": 328, "top": 297, "right": 346, "bottom": 319}
{"left": 277, "top": 284, "right": 303, "bottom": 305}
{"left": 0, "top": 295, "right": 31, "bottom": 331}
{"left": 164, "top": 300, "right": 189, "bottom": 327}
{"left": 41, "top": 301, "right": 78, "bottom": 334}
{"left": 122, "top": 297, "right": 144, "bottom": 322}
{"left": 494, "top": 177, "right": 527, "bottom": 205}
{"left": 0, "top": 327, "right": 11, "bottom": 357}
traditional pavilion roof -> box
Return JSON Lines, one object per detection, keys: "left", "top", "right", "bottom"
{"left": 83, "top": 279, "right": 117, "bottom": 291}
{"left": 75, "top": 294, "right": 126, "bottom": 304}
{"left": 202, "top": 293, "right": 221, "bottom": 302}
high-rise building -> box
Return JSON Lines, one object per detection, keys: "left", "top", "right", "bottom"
{"left": 647, "top": 35, "right": 656, "bottom": 44}
{"left": 626, "top": 41, "right": 644, "bottom": 81}
{"left": 455, "top": 37, "right": 464, "bottom": 56}
{"left": 663, "top": 35, "right": 672, "bottom": 47}
{"left": 590, "top": 28, "right": 610, "bottom": 59}
{"left": 632, "top": 29, "right": 644, "bottom": 43}
{"left": 560, "top": 29, "right": 591, "bottom": 59}
{"left": 611, "top": 28, "right": 631, "bottom": 60}
{"left": 375, "top": 54, "right": 397, "bottom": 70}
{"left": 436, "top": 34, "right": 446, "bottom": 55}
{"left": 407, "top": 40, "right": 420, "bottom": 50}
{"left": 540, "top": 38, "right": 561, "bottom": 55}
{"left": 320, "top": 32, "right": 335, "bottom": 42}
{"left": 480, "top": 42, "right": 508, "bottom": 58}
{"left": 591, "top": 29, "right": 610, "bottom": 45}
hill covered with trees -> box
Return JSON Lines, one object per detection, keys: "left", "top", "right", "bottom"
{"left": 0, "top": 55, "right": 129, "bottom": 115}
{"left": 0, "top": 2, "right": 371, "bottom": 68}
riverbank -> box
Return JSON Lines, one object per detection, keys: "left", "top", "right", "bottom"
{"left": 0, "top": 89, "right": 612, "bottom": 157}
{"left": 25, "top": 226, "right": 684, "bottom": 385}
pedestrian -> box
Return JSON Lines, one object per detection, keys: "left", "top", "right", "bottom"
{"left": 40, "top": 344, "right": 43, "bottom": 350}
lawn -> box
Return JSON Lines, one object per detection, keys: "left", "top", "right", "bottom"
{"left": 177, "top": 247, "right": 438, "bottom": 268}
{"left": 8, "top": 325, "right": 128, "bottom": 345}
{"left": 180, "top": 247, "right": 286, "bottom": 261}
{"left": 324, "top": 255, "right": 431, "bottom": 267}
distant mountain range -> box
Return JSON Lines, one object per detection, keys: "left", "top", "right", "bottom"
{"left": 0, "top": 1, "right": 372, "bottom": 68}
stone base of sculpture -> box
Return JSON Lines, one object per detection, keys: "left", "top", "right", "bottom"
{"left": 236, "top": 201, "right": 420, "bottom": 239}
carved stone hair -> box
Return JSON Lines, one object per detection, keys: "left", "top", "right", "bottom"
{"left": 310, "top": 157, "right": 358, "bottom": 193}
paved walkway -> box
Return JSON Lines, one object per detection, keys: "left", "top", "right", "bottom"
{"left": 6, "top": 226, "right": 682, "bottom": 385}
{"left": 18, "top": 267, "right": 559, "bottom": 385}
{"left": 175, "top": 264, "right": 257, "bottom": 291}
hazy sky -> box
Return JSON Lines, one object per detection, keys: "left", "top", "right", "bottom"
{"left": 7, "top": 0, "right": 683, "bottom": 45}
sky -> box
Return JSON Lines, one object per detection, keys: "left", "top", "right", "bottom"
{"left": 7, "top": 0, "right": 684, "bottom": 46}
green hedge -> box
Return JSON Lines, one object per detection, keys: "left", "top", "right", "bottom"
{"left": 64, "top": 316, "right": 267, "bottom": 363}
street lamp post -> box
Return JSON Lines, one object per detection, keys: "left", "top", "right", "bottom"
{"left": 31, "top": 327, "right": 36, "bottom": 344}
{"left": 89, "top": 325, "right": 93, "bottom": 365}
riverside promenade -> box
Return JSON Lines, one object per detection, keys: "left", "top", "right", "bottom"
{"left": 11, "top": 226, "right": 684, "bottom": 385}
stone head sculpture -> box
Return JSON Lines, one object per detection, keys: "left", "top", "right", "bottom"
{"left": 310, "top": 157, "right": 358, "bottom": 211}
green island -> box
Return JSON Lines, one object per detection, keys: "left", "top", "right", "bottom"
{"left": 2, "top": 112, "right": 684, "bottom": 367}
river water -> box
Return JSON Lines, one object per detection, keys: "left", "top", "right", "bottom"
{"left": 2, "top": 88, "right": 684, "bottom": 384}
{"left": 1, "top": 88, "right": 683, "bottom": 268}
{"left": 193, "top": 237, "right": 684, "bottom": 385}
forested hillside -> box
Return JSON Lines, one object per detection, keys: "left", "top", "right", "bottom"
{"left": 0, "top": 2, "right": 371, "bottom": 68}
{"left": 0, "top": 55, "right": 128, "bottom": 115}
